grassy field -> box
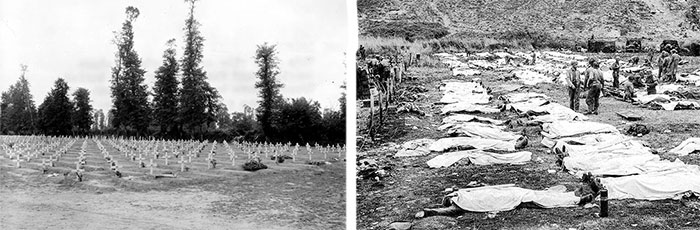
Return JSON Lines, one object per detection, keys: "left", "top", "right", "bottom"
{"left": 0, "top": 139, "right": 346, "bottom": 230}
{"left": 357, "top": 53, "right": 700, "bottom": 229}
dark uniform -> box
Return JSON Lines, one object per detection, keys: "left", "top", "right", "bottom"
{"left": 622, "top": 79, "right": 635, "bottom": 102}
{"left": 611, "top": 59, "right": 620, "bottom": 88}
{"left": 565, "top": 63, "right": 581, "bottom": 111}
{"left": 669, "top": 51, "right": 681, "bottom": 82}
{"left": 658, "top": 51, "right": 668, "bottom": 81}
{"left": 644, "top": 70, "right": 657, "bottom": 95}
{"left": 584, "top": 61, "right": 604, "bottom": 114}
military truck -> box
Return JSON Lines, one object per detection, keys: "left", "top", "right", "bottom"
{"left": 625, "top": 38, "right": 642, "bottom": 53}
{"left": 681, "top": 42, "right": 700, "bottom": 56}
{"left": 660, "top": 40, "right": 680, "bottom": 53}
{"left": 587, "top": 40, "right": 616, "bottom": 53}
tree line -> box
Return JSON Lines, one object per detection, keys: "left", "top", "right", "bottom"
{"left": 0, "top": 0, "right": 345, "bottom": 145}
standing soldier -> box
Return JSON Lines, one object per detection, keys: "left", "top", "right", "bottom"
{"left": 644, "top": 69, "right": 658, "bottom": 95}
{"left": 663, "top": 51, "right": 673, "bottom": 82}
{"left": 622, "top": 75, "right": 636, "bottom": 102}
{"left": 504, "top": 47, "right": 512, "bottom": 65}
{"left": 644, "top": 49, "right": 655, "bottom": 67}
{"left": 611, "top": 57, "right": 621, "bottom": 88}
{"left": 584, "top": 59, "right": 604, "bottom": 115}
{"left": 565, "top": 61, "right": 581, "bottom": 111}
{"left": 658, "top": 51, "right": 668, "bottom": 82}
{"left": 356, "top": 45, "right": 366, "bottom": 60}
{"left": 670, "top": 49, "right": 681, "bottom": 82}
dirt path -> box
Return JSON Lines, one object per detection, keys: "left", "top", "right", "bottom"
{"left": 0, "top": 187, "right": 269, "bottom": 230}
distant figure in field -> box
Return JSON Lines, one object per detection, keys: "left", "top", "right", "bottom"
{"left": 611, "top": 56, "right": 621, "bottom": 88}
{"left": 584, "top": 59, "right": 604, "bottom": 115}
{"left": 564, "top": 61, "right": 581, "bottom": 111}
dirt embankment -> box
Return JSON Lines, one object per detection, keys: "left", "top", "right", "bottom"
{"left": 359, "top": 0, "right": 700, "bottom": 47}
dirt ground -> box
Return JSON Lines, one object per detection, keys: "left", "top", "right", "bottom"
{"left": 0, "top": 140, "right": 345, "bottom": 230}
{"left": 357, "top": 55, "right": 700, "bottom": 230}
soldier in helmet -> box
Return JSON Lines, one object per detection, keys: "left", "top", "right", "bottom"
{"left": 583, "top": 59, "right": 604, "bottom": 115}
{"left": 669, "top": 49, "right": 681, "bottom": 82}
{"left": 658, "top": 51, "right": 669, "bottom": 82}
{"left": 611, "top": 56, "right": 621, "bottom": 88}
{"left": 564, "top": 60, "right": 581, "bottom": 111}
{"left": 644, "top": 68, "right": 658, "bottom": 95}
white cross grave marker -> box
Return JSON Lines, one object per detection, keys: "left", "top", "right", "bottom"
{"left": 41, "top": 159, "right": 48, "bottom": 173}
{"left": 179, "top": 156, "right": 186, "bottom": 172}
{"left": 13, "top": 155, "right": 21, "bottom": 168}
{"left": 149, "top": 159, "right": 157, "bottom": 175}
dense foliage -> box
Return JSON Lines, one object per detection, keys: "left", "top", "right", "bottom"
{"left": 72, "top": 88, "right": 93, "bottom": 134}
{"left": 0, "top": 65, "right": 37, "bottom": 134}
{"left": 110, "top": 6, "right": 151, "bottom": 135}
{"left": 1, "top": 3, "right": 346, "bottom": 145}
{"left": 152, "top": 39, "right": 180, "bottom": 137}
{"left": 37, "top": 78, "right": 73, "bottom": 136}
{"left": 178, "top": 0, "right": 221, "bottom": 137}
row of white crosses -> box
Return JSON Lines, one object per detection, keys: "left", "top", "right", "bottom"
{"left": 96, "top": 139, "right": 123, "bottom": 178}
{"left": 105, "top": 138, "right": 159, "bottom": 175}
{"left": 3, "top": 136, "right": 347, "bottom": 176}
{"left": 234, "top": 140, "right": 350, "bottom": 162}
{"left": 46, "top": 139, "right": 74, "bottom": 171}
{"left": 72, "top": 140, "right": 90, "bottom": 182}
{"left": 2, "top": 136, "right": 40, "bottom": 168}
{"left": 104, "top": 137, "right": 218, "bottom": 175}
{"left": 2, "top": 136, "right": 74, "bottom": 172}
{"left": 223, "top": 141, "right": 237, "bottom": 166}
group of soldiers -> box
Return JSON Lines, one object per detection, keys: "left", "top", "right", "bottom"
{"left": 657, "top": 48, "right": 683, "bottom": 83}
{"left": 564, "top": 48, "right": 683, "bottom": 114}
{"left": 564, "top": 59, "right": 605, "bottom": 115}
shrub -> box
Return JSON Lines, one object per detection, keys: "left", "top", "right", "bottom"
{"left": 242, "top": 157, "right": 268, "bottom": 171}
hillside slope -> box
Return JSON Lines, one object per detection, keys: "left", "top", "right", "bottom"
{"left": 359, "top": 0, "right": 700, "bottom": 45}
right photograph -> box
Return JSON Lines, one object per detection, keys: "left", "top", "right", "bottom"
{"left": 355, "top": 1, "right": 700, "bottom": 229}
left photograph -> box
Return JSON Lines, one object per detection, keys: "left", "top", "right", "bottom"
{"left": 0, "top": 0, "right": 347, "bottom": 229}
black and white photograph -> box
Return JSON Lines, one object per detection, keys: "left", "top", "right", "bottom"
{"left": 356, "top": 0, "right": 700, "bottom": 229}
{"left": 0, "top": 0, "right": 347, "bottom": 229}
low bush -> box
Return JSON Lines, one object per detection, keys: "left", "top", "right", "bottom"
{"left": 242, "top": 157, "right": 268, "bottom": 171}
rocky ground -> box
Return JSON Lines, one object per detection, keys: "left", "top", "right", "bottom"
{"left": 359, "top": 0, "right": 700, "bottom": 44}
{"left": 357, "top": 54, "right": 700, "bottom": 230}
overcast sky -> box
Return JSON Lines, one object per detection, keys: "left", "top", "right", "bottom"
{"left": 0, "top": 0, "right": 348, "bottom": 114}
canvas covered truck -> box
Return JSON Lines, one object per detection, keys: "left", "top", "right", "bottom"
{"left": 587, "top": 39, "right": 616, "bottom": 53}
{"left": 625, "top": 38, "right": 642, "bottom": 53}
{"left": 660, "top": 40, "right": 680, "bottom": 53}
